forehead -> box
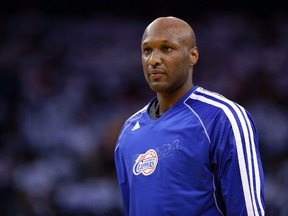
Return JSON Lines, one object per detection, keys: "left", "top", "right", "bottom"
{"left": 142, "top": 23, "right": 183, "bottom": 46}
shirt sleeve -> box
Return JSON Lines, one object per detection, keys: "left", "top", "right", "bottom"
{"left": 114, "top": 126, "right": 130, "bottom": 216}
{"left": 210, "top": 107, "right": 266, "bottom": 216}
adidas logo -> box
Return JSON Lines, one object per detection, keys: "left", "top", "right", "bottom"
{"left": 131, "top": 121, "right": 141, "bottom": 131}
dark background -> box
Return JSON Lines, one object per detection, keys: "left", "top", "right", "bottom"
{"left": 2, "top": 0, "right": 287, "bottom": 18}
{"left": 1, "top": 1, "right": 288, "bottom": 215}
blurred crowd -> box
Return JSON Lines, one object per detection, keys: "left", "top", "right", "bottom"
{"left": 0, "top": 9, "right": 288, "bottom": 216}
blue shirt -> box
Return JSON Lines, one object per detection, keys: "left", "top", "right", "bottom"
{"left": 114, "top": 86, "right": 265, "bottom": 216}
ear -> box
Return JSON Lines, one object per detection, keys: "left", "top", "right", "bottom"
{"left": 190, "top": 47, "right": 199, "bottom": 65}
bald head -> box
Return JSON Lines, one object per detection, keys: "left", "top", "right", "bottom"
{"left": 141, "top": 16, "right": 199, "bottom": 97}
{"left": 142, "top": 16, "right": 197, "bottom": 48}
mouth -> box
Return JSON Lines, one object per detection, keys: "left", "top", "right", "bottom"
{"left": 148, "top": 69, "right": 165, "bottom": 79}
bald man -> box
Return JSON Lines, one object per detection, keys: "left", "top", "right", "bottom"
{"left": 114, "top": 17, "right": 266, "bottom": 216}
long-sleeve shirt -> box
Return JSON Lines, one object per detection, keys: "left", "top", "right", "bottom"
{"left": 114, "top": 86, "right": 266, "bottom": 216}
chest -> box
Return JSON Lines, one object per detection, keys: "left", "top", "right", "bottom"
{"left": 120, "top": 112, "right": 211, "bottom": 179}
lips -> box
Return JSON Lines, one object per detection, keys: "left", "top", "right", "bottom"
{"left": 148, "top": 69, "right": 165, "bottom": 79}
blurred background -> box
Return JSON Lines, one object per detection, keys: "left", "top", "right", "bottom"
{"left": 0, "top": 0, "right": 288, "bottom": 215}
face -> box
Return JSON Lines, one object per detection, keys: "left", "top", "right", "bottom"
{"left": 141, "top": 19, "right": 198, "bottom": 95}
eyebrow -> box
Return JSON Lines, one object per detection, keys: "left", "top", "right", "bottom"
{"left": 142, "top": 39, "right": 175, "bottom": 46}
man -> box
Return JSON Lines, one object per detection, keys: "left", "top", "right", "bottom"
{"left": 114, "top": 16, "right": 266, "bottom": 215}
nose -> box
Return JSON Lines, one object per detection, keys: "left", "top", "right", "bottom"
{"left": 148, "top": 49, "right": 161, "bottom": 66}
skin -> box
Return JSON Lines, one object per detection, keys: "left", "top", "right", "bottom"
{"left": 141, "top": 16, "right": 199, "bottom": 115}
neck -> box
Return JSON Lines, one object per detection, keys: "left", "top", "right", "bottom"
{"left": 156, "top": 85, "right": 193, "bottom": 115}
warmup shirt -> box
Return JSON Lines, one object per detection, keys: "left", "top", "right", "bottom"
{"left": 114, "top": 86, "right": 265, "bottom": 216}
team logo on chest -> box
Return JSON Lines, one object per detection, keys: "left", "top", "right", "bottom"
{"left": 133, "top": 149, "right": 158, "bottom": 176}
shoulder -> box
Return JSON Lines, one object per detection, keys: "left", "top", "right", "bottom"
{"left": 188, "top": 86, "right": 246, "bottom": 115}
{"left": 115, "top": 104, "right": 149, "bottom": 147}
{"left": 187, "top": 87, "right": 253, "bottom": 129}
{"left": 126, "top": 104, "right": 149, "bottom": 122}
{"left": 119, "top": 103, "right": 150, "bottom": 133}
{"left": 124, "top": 97, "right": 156, "bottom": 124}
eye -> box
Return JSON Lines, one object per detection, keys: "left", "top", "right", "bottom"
{"left": 162, "top": 46, "right": 172, "bottom": 52}
{"left": 143, "top": 47, "right": 152, "bottom": 54}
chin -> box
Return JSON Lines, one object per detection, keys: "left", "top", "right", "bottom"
{"left": 149, "top": 83, "right": 167, "bottom": 93}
